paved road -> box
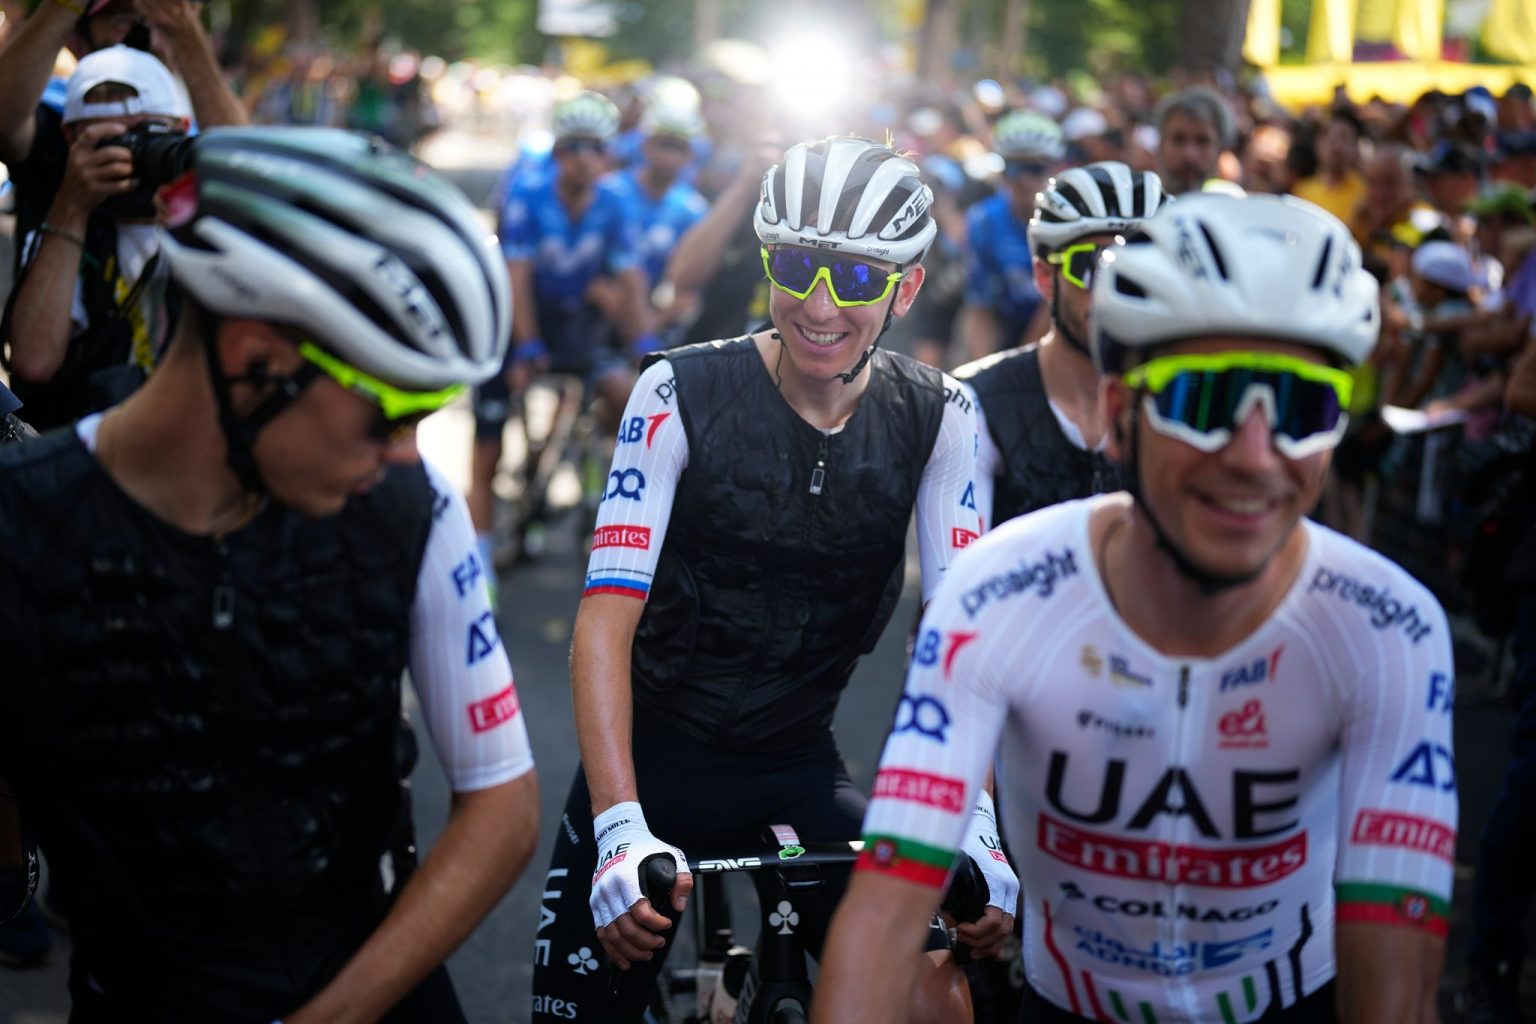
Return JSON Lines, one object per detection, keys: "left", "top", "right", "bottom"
{"left": 2, "top": 128, "right": 1533, "bottom": 1023}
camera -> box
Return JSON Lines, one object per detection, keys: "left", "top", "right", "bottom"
{"left": 97, "top": 121, "right": 195, "bottom": 218}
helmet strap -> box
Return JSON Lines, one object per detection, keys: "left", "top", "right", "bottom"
{"left": 1124, "top": 405, "right": 1266, "bottom": 597}
{"left": 1050, "top": 274, "right": 1093, "bottom": 360}
{"left": 201, "top": 329, "right": 323, "bottom": 495}
{"left": 834, "top": 278, "right": 905, "bottom": 385}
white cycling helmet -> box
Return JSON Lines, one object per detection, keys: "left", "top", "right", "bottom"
{"left": 552, "top": 90, "right": 620, "bottom": 142}
{"left": 641, "top": 99, "right": 705, "bottom": 140}
{"left": 160, "top": 126, "right": 512, "bottom": 391}
{"left": 1030, "top": 162, "right": 1169, "bottom": 255}
{"left": 992, "top": 109, "right": 1065, "bottom": 162}
{"left": 754, "top": 136, "right": 937, "bottom": 266}
{"left": 1091, "top": 192, "right": 1379, "bottom": 374}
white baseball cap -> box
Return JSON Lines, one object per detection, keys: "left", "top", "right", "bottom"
{"left": 1412, "top": 240, "right": 1482, "bottom": 294}
{"left": 64, "top": 45, "right": 187, "bottom": 124}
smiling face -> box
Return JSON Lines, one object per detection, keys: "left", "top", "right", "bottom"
{"left": 765, "top": 246, "right": 925, "bottom": 384}
{"left": 1105, "top": 336, "right": 1334, "bottom": 582}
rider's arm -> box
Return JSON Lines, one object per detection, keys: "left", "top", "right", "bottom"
{"left": 665, "top": 142, "right": 776, "bottom": 291}
{"left": 966, "top": 385, "right": 998, "bottom": 532}
{"left": 137, "top": 0, "right": 249, "bottom": 128}
{"left": 912, "top": 372, "right": 982, "bottom": 602}
{"left": 814, "top": 543, "right": 1013, "bottom": 1022}
{"left": 499, "top": 190, "right": 543, "bottom": 347}
{"left": 284, "top": 462, "right": 538, "bottom": 1024}
{"left": 960, "top": 205, "right": 1003, "bottom": 360}
{"left": 1330, "top": 572, "right": 1456, "bottom": 1024}
{"left": 604, "top": 203, "right": 653, "bottom": 344}
{"left": 507, "top": 259, "right": 541, "bottom": 347}
{"left": 573, "top": 358, "right": 688, "bottom": 809}
{"left": 0, "top": 0, "right": 75, "bottom": 166}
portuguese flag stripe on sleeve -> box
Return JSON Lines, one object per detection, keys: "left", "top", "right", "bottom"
{"left": 856, "top": 833, "right": 954, "bottom": 889}
{"left": 1335, "top": 882, "right": 1450, "bottom": 936}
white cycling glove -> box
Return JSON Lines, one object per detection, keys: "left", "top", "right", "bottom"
{"left": 589, "top": 801, "right": 690, "bottom": 930}
{"left": 961, "top": 791, "right": 1019, "bottom": 917}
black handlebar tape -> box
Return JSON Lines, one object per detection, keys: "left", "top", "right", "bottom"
{"left": 941, "top": 856, "right": 991, "bottom": 966}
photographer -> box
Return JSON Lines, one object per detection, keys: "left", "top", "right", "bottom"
{"left": 2, "top": 44, "right": 188, "bottom": 429}
{"left": 0, "top": 0, "right": 245, "bottom": 283}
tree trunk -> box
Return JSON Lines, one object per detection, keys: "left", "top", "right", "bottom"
{"left": 1178, "top": 0, "right": 1252, "bottom": 75}
{"left": 694, "top": 0, "right": 719, "bottom": 52}
{"left": 1000, "top": 0, "right": 1031, "bottom": 78}
{"left": 285, "top": 0, "right": 314, "bottom": 45}
{"left": 919, "top": 0, "right": 959, "bottom": 88}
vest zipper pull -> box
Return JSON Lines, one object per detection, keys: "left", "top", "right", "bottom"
{"left": 212, "top": 582, "right": 235, "bottom": 631}
{"left": 809, "top": 436, "right": 828, "bottom": 496}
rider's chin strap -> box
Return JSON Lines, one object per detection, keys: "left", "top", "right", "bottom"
{"left": 1123, "top": 404, "right": 1266, "bottom": 597}
{"left": 202, "top": 330, "right": 324, "bottom": 494}
{"left": 1050, "top": 274, "right": 1093, "bottom": 360}
{"left": 833, "top": 272, "right": 907, "bottom": 385}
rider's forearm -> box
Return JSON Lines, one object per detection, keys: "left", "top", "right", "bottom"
{"left": 508, "top": 260, "right": 541, "bottom": 345}
{"left": 0, "top": 1, "right": 76, "bottom": 164}
{"left": 159, "top": 9, "right": 248, "bottom": 128}
{"left": 666, "top": 171, "right": 758, "bottom": 291}
{"left": 960, "top": 305, "right": 1001, "bottom": 362}
{"left": 6, "top": 223, "right": 85, "bottom": 384}
{"left": 620, "top": 267, "right": 653, "bottom": 342}
{"left": 281, "top": 774, "right": 538, "bottom": 1024}
{"left": 1334, "top": 923, "right": 1444, "bottom": 1024}
{"left": 571, "top": 595, "right": 645, "bottom": 813}
{"left": 811, "top": 875, "right": 932, "bottom": 1023}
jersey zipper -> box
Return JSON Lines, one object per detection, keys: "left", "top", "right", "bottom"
{"left": 808, "top": 434, "right": 828, "bottom": 496}
{"left": 1169, "top": 662, "right": 1194, "bottom": 1018}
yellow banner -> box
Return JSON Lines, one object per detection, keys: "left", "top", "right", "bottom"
{"left": 1484, "top": 0, "right": 1536, "bottom": 64}
{"left": 1356, "top": 0, "right": 1396, "bottom": 42}
{"left": 1394, "top": 0, "right": 1443, "bottom": 61}
{"left": 1307, "top": 0, "right": 1358, "bottom": 64}
{"left": 1263, "top": 61, "right": 1536, "bottom": 110}
{"left": 1243, "top": 0, "right": 1281, "bottom": 68}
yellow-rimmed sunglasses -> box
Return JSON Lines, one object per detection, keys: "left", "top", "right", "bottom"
{"left": 297, "top": 342, "right": 464, "bottom": 442}
{"left": 760, "top": 247, "right": 904, "bottom": 307}
{"left": 1122, "top": 351, "right": 1354, "bottom": 460}
{"left": 1044, "top": 241, "right": 1109, "bottom": 291}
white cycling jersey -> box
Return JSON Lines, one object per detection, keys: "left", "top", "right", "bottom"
{"left": 859, "top": 497, "right": 1457, "bottom": 1023}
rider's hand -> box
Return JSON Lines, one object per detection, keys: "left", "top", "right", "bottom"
{"left": 589, "top": 801, "right": 692, "bottom": 971}
{"left": 54, "top": 122, "right": 135, "bottom": 223}
{"left": 133, "top": 0, "right": 201, "bottom": 35}
{"left": 509, "top": 338, "right": 547, "bottom": 393}
{"left": 956, "top": 792, "right": 1017, "bottom": 960}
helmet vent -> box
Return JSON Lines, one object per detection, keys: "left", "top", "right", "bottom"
{"left": 1198, "top": 223, "right": 1229, "bottom": 280}
{"left": 1115, "top": 275, "right": 1148, "bottom": 299}
{"left": 1311, "top": 236, "right": 1334, "bottom": 290}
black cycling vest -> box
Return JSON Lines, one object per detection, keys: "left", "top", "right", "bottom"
{"left": 0, "top": 430, "right": 435, "bottom": 1019}
{"left": 633, "top": 339, "right": 945, "bottom": 752}
{"left": 955, "top": 344, "right": 1123, "bottom": 526}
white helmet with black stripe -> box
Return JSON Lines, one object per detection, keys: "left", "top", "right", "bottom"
{"left": 1091, "top": 192, "right": 1379, "bottom": 374}
{"left": 754, "top": 136, "right": 937, "bottom": 267}
{"left": 1030, "top": 161, "right": 1169, "bottom": 255}
{"left": 159, "top": 126, "right": 511, "bottom": 392}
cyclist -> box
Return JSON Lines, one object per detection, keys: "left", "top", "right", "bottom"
{"left": 955, "top": 162, "right": 1168, "bottom": 530}
{"left": 0, "top": 127, "right": 538, "bottom": 1020}
{"left": 469, "top": 89, "right": 651, "bottom": 568}
{"left": 816, "top": 193, "right": 1456, "bottom": 1024}
{"left": 601, "top": 95, "right": 710, "bottom": 339}
{"left": 960, "top": 109, "right": 1064, "bottom": 361}
{"left": 529, "top": 136, "right": 1014, "bottom": 1022}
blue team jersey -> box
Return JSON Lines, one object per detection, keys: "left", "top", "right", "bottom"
{"left": 499, "top": 175, "right": 644, "bottom": 305}
{"left": 965, "top": 191, "right": 1042, "bottom": 340}
{"left": 606, "top": 169, "right": 709, "bottom": 286}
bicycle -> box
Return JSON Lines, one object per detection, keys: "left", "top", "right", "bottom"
{"left": 635, "top": 826, "right": 989, "bottom": 1024}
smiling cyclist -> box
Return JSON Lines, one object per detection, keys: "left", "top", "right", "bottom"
{"left": 528, "top": 135, "right": 1013, "bottom": 1022}
{"left": 816, "top": 192, "right": 1457, "bottom": 1024}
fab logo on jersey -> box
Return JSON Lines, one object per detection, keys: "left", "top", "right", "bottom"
{"left": 913, "top": 629, "right": 980, "bottom": 680}
{"left": 1219, "top": 645, "right": 1284, "bottom": 692}
{"left": 618, "top": 413, "right": 670, "bottom": 448}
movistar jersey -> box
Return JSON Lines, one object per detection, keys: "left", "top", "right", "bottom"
{"left": 964, "top": 192, "right": 1042, "bottom": 341}
{"left": 859, "top": 497, "right": 1457, "bottom": 1023}
{"left": 605, "top": 168, "right": 708, "bottom": 286}
{"left": 499, "top": 175, "right": 643, "bottom": 303}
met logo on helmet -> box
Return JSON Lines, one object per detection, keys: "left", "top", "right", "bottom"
{"left": 886, "top": 189, "right": 932, "bottom": 237}
{"left": 372, "top": 253, "right": 449, "bottom": 345}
